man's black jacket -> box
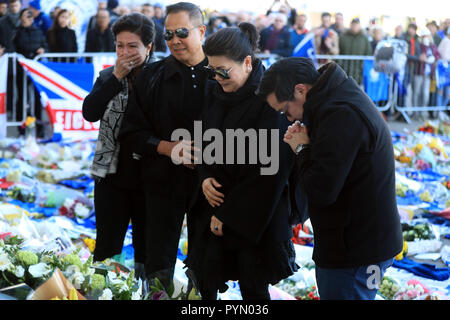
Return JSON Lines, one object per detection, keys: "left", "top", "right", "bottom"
{"left": 296, "top": 62, "right": 403, "bottom": 268}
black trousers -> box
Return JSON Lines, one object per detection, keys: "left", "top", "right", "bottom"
{"left": 143, "top": 186, "right": 201, "bottom": 289}
{"left": 93, "top": 176, "right": 146, "bottom": 263}
{"left": 143, "top": 193, "right": 187, "bottom": 287}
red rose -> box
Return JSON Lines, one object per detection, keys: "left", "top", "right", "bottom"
{"left": 59, "top": 206, "right": 68, "bottom": 215}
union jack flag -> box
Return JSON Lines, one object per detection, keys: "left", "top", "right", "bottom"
{"left": 18, "top": 56, "right": 115, "bottom": 140}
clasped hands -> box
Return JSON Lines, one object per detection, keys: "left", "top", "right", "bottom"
{"left": 283, "top": 120, "right": 310, "bottom": 153}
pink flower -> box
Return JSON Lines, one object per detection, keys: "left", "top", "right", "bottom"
{"left": 407, "top": 280, "right": 429, "bottom": 293}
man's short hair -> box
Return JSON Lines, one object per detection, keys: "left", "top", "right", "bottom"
{"left": 8, "top": 0, "right": 20, "bottom": 4}
{"left": 408, "top": 23, "right": 417, "bottom": 30}
{"left": 165, "top": 2, "right": 203, "bottom": 26}
{"left": 97, "top": 7, "right": 110, "bottom": 17}
{"left": 256, "top": 57, "right": 320, "bottom": 102}
{"left": 321, "top": 12, "right": 331, "bottom": 19}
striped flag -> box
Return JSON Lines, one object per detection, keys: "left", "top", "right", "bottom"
{"left": 0, "top": 55, "right": 7, "bottom": 139}
{"left": 292, "top": 32, "right": 318, "bottom": 67}
{"left": 18, "top": 56, "right": 100, "bottom": 140}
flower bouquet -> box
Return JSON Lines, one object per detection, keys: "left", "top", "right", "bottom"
{"left": 0, "top": 235, "right": 54, "bottom": 290}
{"left": 31, "top": 268, "right": 86, "bottom": 300}
{"left": 275, "top": 280, "right": 319, "bottom": 300}
{"left": 377, "top": 276, "right": 400, "bottom": 299}
{"left": 58, "top": 198, "right": 91, "bottom": 219}
{"left": 393, "top": 280, "right": 429, "bottom": 300}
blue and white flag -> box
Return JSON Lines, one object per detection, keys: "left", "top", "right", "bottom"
{"left": 363, "top": 59, "right": 389, "bottom": 103}
{"left": 292, "top": 32, "right": 318, "bottom": 66}
{"left": 436, "top": 60, "right": 450, "bottom": 89}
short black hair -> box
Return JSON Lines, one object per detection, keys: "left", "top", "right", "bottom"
{"left": 112, "top": 12, "right": 156, "bottom": 47}
{"left": 166, "top": 2, "right": 203, "bottom": 26}
{"left": 321, "top": 12, "right": 331, "bottom": 19}
{"left": 203, "top": 23, "right": 259, "bottom": 63}
{"left": 19, "top": 8, "right": 31, "bottom": 18}
{"left": 257, "top": 57, "right": 320, "bottom": 102}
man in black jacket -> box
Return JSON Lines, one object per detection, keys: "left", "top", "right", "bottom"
{"left": 0, "top": 0, "right": 21, "bottom": 53}
{"left": 257, "top": 57, "right": 403, "bottom": 300}
{"left": 120, "top": 2, "right": 208, "bottom": 291}
{"left": 85, "top": 8, "right": 115, "bottom": 52}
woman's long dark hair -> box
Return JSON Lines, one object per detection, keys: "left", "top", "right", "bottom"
{"left": 47, "top": 9, "right": 69, "bottom": 49}
{"left": 203, "top": 22, "right": 260, "bottom": 63}
{"left": 111, "top": 12, "right": 156, "bottom": 58}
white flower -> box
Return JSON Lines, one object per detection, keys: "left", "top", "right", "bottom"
{"left": 118, "top": 283, "right": 129, "bottom": 293}
{"left": 68, "top": 272, "right": 85, "bottom": 290}
{"left": 14, "top": 265, "right": 25, "bottom": 278}
{"left": 107, "top": 271, "right": 118, "bottom": 280}
{"left": 0, "top": 252, "right": 12, "bottom": 272}
{"left": 74, "top": 203, "right": 90, "bottom": 219}
{"left": 63, "top": 198, "right": 75, "bottom": 209}
{"left": 65, "top": 264, "right": 81, "bottom": 276}
{"left": 29, "top": 263, "right": 52, "bottom": 278}
{"left": 83, "top": 267, "right": 95, "bottom": 277}
{"left": 131, "top": 290, "right": 141, "bottom": 300}
{"left": 99, "top": 288, "right": 113, "bottom": 300}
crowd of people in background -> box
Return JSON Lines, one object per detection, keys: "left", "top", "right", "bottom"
{"left": 0, "top": 0, "right": 449, "bottom": 111}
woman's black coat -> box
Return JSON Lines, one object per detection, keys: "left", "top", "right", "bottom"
{"left": 46, "top": 27, "right": 78, "bottom": 53}
{"left": 13, "top": 25, "right": 48, "bottom": 59}
{"left": 82, "top": 66, "right": 142, "bottom": 188}
{"left": 184, "top": 60, "right": 301, "bottom": 294}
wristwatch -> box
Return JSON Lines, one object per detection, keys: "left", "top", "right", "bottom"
{"left": 295, "top": 144, "right": 309, "bottom": 155}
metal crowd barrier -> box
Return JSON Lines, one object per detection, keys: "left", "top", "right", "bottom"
{"left": 3, "top": 53, "right": 28, "bottom": 128}
{"left": 315, "top": 54, "right": 450, "bottom": 123}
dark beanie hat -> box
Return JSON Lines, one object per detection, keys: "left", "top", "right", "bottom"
{"left": 107, "top": 0, "right": 119, "bottom": 10}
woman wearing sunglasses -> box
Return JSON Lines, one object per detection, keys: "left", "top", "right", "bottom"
{"left": 184, "top": 23, "right": 300, "bottom": 300}
{"left": 82, "top": 13, "right": 155, "bottom": 280}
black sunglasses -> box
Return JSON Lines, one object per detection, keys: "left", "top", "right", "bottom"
{"left": 164, "top": 26, "right": 199, "bottom": 41}
{"left": 204, "top": 65, "right": 233, "bottom": 80}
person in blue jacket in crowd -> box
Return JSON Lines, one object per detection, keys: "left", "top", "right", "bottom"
{"left": 28, "top": 0, "right": 52, "bottom": 37}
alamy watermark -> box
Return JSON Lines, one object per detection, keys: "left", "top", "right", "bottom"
{"left": 366, "top": 265, "right": 382, "bottom": 290}
{"left": 170, "top": 121, "right": 280, "bottom": 176}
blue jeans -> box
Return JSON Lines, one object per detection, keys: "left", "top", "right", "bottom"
{"left": 315, "top": 258, "right": 394, "bottom": 300}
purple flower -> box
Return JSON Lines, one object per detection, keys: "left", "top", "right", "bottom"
{"left": 151, "top": 291, "right": 167, "bottom": 300}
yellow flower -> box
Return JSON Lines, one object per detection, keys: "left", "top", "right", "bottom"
{"left": 69, "top": 288, "right": 78, "bottom": 300}
{"left": 419, "top": 190, "right": 433, "bottom": 203}
{"left": 25, "top": 116, "right": 36, "bottom": 127}
{"left": 413, "top": 143, "right": 423, "bottom": 154}
{"left": 50, "top": 288, "right": 78, "bottom": 300}
{"left": 83, "top": 238, "right": 96, "bottom": 253}
{"left": 395, "top": 241, "right": 408, "bottom": 261}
